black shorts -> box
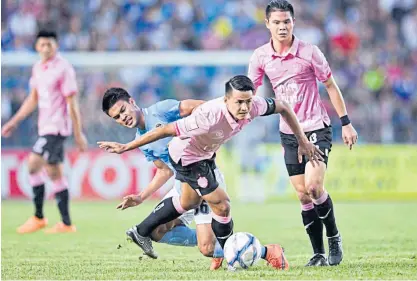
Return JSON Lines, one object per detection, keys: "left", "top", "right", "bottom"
{"left": 169, "top": 154, "right": 219, "bottom": 196}
{"left": 280, "top": 125, "right": 332, "bottom": 176}
{"left": 32, "top": 135, "right": 66, "bottom": 164}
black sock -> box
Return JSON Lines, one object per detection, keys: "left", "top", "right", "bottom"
{"left": 137, "top": 197, "right": 182, "bottom": 237}
{"left": 302, "top": 209, "right": 325, "bottom": 254}
{"left": 211, "top": 218, "right": 234, "bottom": 248}
{"left": 315, "top": 194, "right": 339, "bottom": 237}
{"left": 33, "top": 184, "right": 45, "bottom": 219}
{"left": 55, "top": 189, "right": 71, "bottom": 226}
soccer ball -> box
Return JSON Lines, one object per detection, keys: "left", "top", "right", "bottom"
{"left": 224, "top": 232, "right": 262, "bottom": 269}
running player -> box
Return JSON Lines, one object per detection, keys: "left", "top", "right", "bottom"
{"left": 1, "top": 30, "right": 87, "bottom": 233}
{"left": 248, "top": 0, "right": 359, "bottom": 266}
{"left": 98, "top": 75, "right": 324, "bottom": 270}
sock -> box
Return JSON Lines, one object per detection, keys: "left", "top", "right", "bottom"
{"left": 302, "top": 202, "right": 325, "bottom": 254}
{"left": 33, "top": 185, "right": 45, "bottom": 219}
{"left": 211, "top": 213, "right": 233, "bottom": 249}
{"left": 137, "top": 196, "right": 185, "bottom": 237}
{"left": 313, "top": 191, "right": 339, "bottom": 237}
{"left": 29, "top": 171, "right": 46, "bottom": 219}
{"left": 55, "top": 189, "right": 71, "bottom": 226}
{"left": 213, "top": 240, "right": 224, "bottom": 258}
{"left": 261, "top": 246, "right": 267, "bottom": 259}
{"left": 159, "top": 225, "right": 197, "bottom": 246}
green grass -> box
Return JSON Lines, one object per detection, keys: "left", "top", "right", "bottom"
{"left": 2, "top": 200, "right": 417, "bottom": 280}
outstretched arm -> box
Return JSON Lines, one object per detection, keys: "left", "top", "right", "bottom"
{"left": 274, "top": 99, "right": 309, "bottom": 145}
{"left": 116, "top": 159, "right": 174, "bottom": 210}
{"left": 98, "top": 123, "right": 177, "bottom": 154}
{"left": 261, "top": 97, "right": 324, "bottom": 166}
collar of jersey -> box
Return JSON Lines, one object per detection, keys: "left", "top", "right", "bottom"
{"left": 268, "top": 35, "right": 299, "bottom": 58}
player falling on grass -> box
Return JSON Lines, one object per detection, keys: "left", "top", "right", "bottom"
{"left": 98, "top": 75, "right": 324, "bottom": 270}
{"left": 101, "top": 88, "right": 227, "bottom": 270}
{"left": 248, "top": 0, "right": 358, "bottom": 266}
{"left": 1, "top": 30, "right": 87, "bottom": 234}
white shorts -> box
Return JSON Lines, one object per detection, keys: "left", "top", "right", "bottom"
{"left": 162, "top": 168, "right": 226, "bottom": 226}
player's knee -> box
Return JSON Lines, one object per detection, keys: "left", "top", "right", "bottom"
{"left": 216, "top": 200, "right": 230, "bottom": 217}
{"left": 198, "top": 241, "right": 215, "bottom": 257}
{"left": 306, "top": 181, "right": 323, "bottom": 199}
{"left": 45, "top": 165, "right": 62, "bottom": 181}
{"left": 27, "top": 158, "right": 43, "bottom": 175}
{"left": 297, "top": 191, "right": 312, "bottom": 205}
{"left": 28, "top": 166, "right": 41, "bottom": 175}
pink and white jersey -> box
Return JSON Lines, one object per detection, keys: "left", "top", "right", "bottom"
{"left": 30, "top": 54, "right": 78, "bottom": 136}
{"left": 248, "top": 36, "right": 331, "bottom": 134}
{"left": 169, "top": 96, "right": 268, "bottom": 166}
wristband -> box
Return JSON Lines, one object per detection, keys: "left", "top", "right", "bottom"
{"left": 340, "top": 115, "right": 351, "bottom": 126}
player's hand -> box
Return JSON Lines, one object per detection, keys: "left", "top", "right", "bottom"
{"left": 1, "top": 120, "right": 18, "bottom": 138}
{"left": 97, "top": 141, "right": 127, "bottom": 154}
{"left": 116, "top": 194, "right": 143, "bottom": 210}
{"left": 297, "top": 137, "right": 324, "bottom": 167}
{"left": 342, "top": 124, "right": 358, "bottom": 150}
{"left": 75, "top": 133, "right": 88, "bottom": 152}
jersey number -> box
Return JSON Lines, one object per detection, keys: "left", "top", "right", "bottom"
{"left": 33, "top": 137, "right": 47, "bottom": 154}
{"left": 194, "top": 201, "right": 210, "bottom": 216}
{"left": 309, "top": 133, "right": 317, "bottom": 144}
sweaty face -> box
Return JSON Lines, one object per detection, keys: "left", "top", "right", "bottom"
{"left": 225, "top": 90, "right": 253, "bottom": 120}
{"left": 35, "top": 37, "right": 58, "bottom": 62}
{"left": 108, "top": 99, "right": 140, "bottom": 128}
{"left": 265, "top": 10, "right": 294, "bottom": 43}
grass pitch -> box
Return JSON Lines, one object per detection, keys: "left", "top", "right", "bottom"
{"left": 2, "top": 200, "right": 416, "bottom": 280}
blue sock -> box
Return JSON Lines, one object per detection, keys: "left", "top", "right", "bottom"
{"left": 158, "top": 225, "right": 197, "bottom": 247}
{"left": 213, "top": 240, "right": 224, "bottom": 258}
{"left": 261, "top": 246, "right": 267, "bottom": 259}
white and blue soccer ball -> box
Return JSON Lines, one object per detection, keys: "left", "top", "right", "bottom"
{"left": 224, "top": 232, "right": 262, "bottom": 269}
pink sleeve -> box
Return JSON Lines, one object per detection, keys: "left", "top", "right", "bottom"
{"left": 247, "top": 50, "right": 265, "bottom": 91}
{"left": 311, "top": 45, "right": 332, "bottom": 82}
{"left": 174, "top": 109, "right": 212, "bottom": 138}
{"left": 29, "top": 66, "right": 37, "bottom": 89}
{"left": 60, "top": 64, "right": 78, "bottom": 97}
{"left": 250, "top": 96, "right": 268, "bottom": 117}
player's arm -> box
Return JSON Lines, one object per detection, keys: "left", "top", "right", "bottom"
{"left": 66, "top": 95, "right": 87, "bottom": 151}
{"left": 311, "top": 45, "right": 358, "bottom": 149}
{"left": 1, "top": 88, "right": 38, "bottom": 137}
{"left": 98, "top": 123, "right": 177, "bottom": 153}
{"left": 140, "top": 160, "right": 174, "bottom": 201}
{"left": 272, "top": 99, "right": 309, "bottom": 144}
{"left": 117, "top": 159, "right": 174, "bottom": 210}
{"left": 98, "top": 109, "right": 212, "bottom": 154}
{"left": 323, "top": 76, "right": 358, "bottom": 149}
{"left": 179, "top": 99, "right": 205, "bottom": 117}
{"left": 61, "top": 63, "right": 87, "bottom": 152}
{"left": 323, "top": 76, "right": 347, "bottom": 117}
{"left": 261, "top": 97, "right": 324, "bottom": 165}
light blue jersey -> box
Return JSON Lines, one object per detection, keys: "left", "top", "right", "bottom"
{"left": 135, "top": 99, "right": 182, "bottom": 169}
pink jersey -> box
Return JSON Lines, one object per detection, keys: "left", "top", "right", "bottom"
{"left": 30, "top": 54, "right": 78, "bottom": 137}
{"left": 169, "top": 96, "right": 268, "bottom": 166}
{"left": 248, "top": 36, "right": 331, "bottom": 134}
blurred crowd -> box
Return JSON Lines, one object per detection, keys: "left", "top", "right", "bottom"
{"left": 2, "top": 0, "right": 417, "bottom": 147}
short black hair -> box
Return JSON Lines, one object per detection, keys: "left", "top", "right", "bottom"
{"left": 36, "top": 30, "right": 58, "bottom": 41}
{"left": 225, "top": 75, "right": 255, "bottom": 96}
{"left": 266, "top": 0, "right": 294, "bottom": 19}
{"left": 102, "top": 87, "right": 131, "bottom": 115}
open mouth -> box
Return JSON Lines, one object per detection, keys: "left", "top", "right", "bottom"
{"left": 126, "top": 117, "right": 133, "bottom": 126}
